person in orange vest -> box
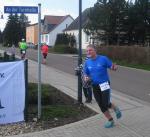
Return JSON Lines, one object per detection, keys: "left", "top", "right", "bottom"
{"left": 41, "top": 43, "right": 49, "bottom": 64}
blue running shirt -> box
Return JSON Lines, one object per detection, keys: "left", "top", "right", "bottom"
{"left": 84, "top": 55, "right": 112, "bottom": 85}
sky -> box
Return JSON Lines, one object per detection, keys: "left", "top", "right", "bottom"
{"left": 0, "top": 0, "right": 97, "bottom": 31}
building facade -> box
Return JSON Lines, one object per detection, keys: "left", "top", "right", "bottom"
{"left": 41, "top": 15, "right": 74, "bottom": 46}
{"left": 26, "top": 23, "right": 38, "bottom": 46}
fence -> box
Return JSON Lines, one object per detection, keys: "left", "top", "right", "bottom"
{"left": 97, "top": 45, "right": 150, "bottom": 65}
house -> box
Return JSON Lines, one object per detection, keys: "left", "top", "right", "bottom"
{"left": 64, "top": 8, "right": 92, "bottom": 49}
{"left": 41, "top": 15, "right": 74, "bottom": 46}
{"left": 26, "top": 23, "right": 38, "bottom": 46}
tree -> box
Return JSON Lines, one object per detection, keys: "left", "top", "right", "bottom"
{"left": 54, "top": 33, "right": 77, "bottom": 54}
{"left": 85, "top": 0, "right": 128, "bottom": 45}
{"left": 84, "top": 0, "right": 150, "bottom": 46}
{"left": 19, "top": 14, "right": 29, "bottom": 40}
{"left": 3, "top": 13, "right": 29, "bottom": 47}
{"left": 3, "top": 14, "right": 20, "bottom": 46}
{"left": 55, "top": 33, "right": 76, "bottom": 47}
{"left": 84, "top": 1, "right": 110, "bottom": 45}
{"left": 55, "top": 33, "right": 69, "bottom": 45}
{"left": 133, "top": 0, "right": 150, "bottom": 45}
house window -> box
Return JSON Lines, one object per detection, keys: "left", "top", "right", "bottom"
{"left": 85, "top": 34, "right": 89, "bottom": 42}
{"left": 66, "top": 24, "right": 68, "bottom": 28}
{"left": 42, "top": 35, "right": 44, "bottom": 42}
{"left": 45, "top": 35, "right": 48, "bottom": 42}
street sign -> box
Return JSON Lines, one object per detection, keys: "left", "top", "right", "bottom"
{"left": 4, "top": 6, "right": 38, "bottom": 14}
{"left": 4, "top": 4, "right": 42, "bottom": 119}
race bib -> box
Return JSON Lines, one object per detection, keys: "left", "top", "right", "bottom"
{"left": 99, "top": 81, "right": 110, "bottom": 92}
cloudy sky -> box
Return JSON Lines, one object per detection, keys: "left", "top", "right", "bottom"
{"left": 0, "top": 0, "right": 97, "bottom": 31}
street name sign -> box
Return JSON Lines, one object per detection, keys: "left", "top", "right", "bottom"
{"left": 4, "top": 6, "right": 38, "bottom": 14}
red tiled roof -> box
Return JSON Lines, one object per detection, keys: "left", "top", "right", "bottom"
{"left": 42, "top": 15, "right": 74, "bottom": 34}
{"left": 44, "top": 15, "right": 67, "bottom": 25}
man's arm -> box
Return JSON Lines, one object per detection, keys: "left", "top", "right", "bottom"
{"left": 83, "top": 62, "right": 91, "bottom": 82}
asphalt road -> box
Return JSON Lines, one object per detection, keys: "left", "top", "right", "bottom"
{"left": 4, "top": 47, "right": 149, "bottom": 104}
{"left": 24, "top": 49, "right": 150, "bottom": 104}
{"left": 109, "top": 66, "right": 150, "bottom": 103}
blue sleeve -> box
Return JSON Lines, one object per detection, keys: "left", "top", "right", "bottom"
{"left": 103, "top": 56, "right": 112, "bottom": 68}
{"left": 83, "top": 61, "right": 89, "bottom": 76}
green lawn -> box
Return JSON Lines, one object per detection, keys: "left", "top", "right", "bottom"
{"left": 28, "top": 83, "right": 84, "bottom": 120}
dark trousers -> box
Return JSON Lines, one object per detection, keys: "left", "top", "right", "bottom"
{"left": 83, "top": 87, "right": 92, "bottom": 101}
{"left": 92, "top": 85, "right": 112, "bottom": 113}
{"left": 42, "top": 53, "right": 47, "bottom": 59}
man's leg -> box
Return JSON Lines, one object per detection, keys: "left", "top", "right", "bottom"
{"left": 101, "top": 90, "right": 114, "bottom": 128}
{"left": 42, "top": 53, "right": 46, "bottom": 64}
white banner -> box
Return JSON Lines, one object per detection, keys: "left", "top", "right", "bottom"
{"left": 0, "top": 61, "right": 25, "bottom": 124}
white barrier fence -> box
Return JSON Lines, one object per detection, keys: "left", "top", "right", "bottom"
{"left": 0, "top": 61, "right": 25, "bottom": 124}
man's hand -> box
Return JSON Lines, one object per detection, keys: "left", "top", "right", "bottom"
{"left": 111, "top": 63, "right": 117, "bottom": 71}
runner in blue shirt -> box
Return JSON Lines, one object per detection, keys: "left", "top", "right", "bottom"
{"left": 83, "top": 44, "right": 122, "bottom": 128}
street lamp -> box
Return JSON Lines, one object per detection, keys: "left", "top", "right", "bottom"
{"left": 77, "top": 0, "right": 83, "bottom": 104}
{"left": 0, "top": 10, "right": 4, "bottom": 19}
{"left": 0, "top": 15, "right": 3, "bottom": 19}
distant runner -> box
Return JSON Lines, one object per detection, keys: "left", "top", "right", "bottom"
{"left": 19, "top": 39, "right": 27, "bottom": 59}
{"left": 41, "top": 43, "right": 49, "bottom": 64}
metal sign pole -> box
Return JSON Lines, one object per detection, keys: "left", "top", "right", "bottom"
{"left": 38, "top": 3, "right": 41, "bottom": 119}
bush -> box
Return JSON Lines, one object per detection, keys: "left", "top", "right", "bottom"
{"left": 55, "top": 34, "right": 69, "bottom": 45}
{"left": 53, "top": 44, "right": 77, "bottom": 54}
{"left": 65, "top": 46, "right": 77, "bottom": 54}
{"left": 53, "top": 44, "right": 66, "bottom": 53}
{"left": 55, "top": 33, "right": 76, "bottom": 47}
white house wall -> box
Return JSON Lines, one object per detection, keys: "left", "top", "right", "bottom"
{"left": 48, "top": 17, "right": 74, "bottom": 46}
{"left": 41, "top": 34, "right": 49, "bottom": 45}
{"left": 65, "top": 30, "right": 90, "bottom": 49}
{"left": 82, "top": 30, "right": 91, "bottom": 49}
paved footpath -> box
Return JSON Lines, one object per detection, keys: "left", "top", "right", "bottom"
{"left": 7, "top": 59, "right": 150, "bottom": 137}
